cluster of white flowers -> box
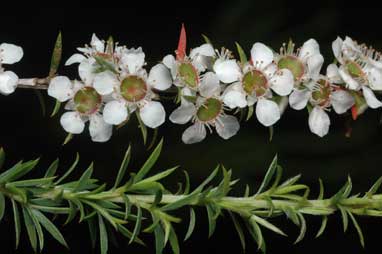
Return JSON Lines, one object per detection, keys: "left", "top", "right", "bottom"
{"left": 0, "top": 43, "right": 23, "bottom": 95}
{"left": 1, "top": 32, "right": 382, "bottom": 144}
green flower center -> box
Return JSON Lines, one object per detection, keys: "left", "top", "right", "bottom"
{"left": 120, "top": 76, "right": 148, "bottom": 102}
{"left": 311, "top": 80, "right": 331, "bottom": 106}
{"left": 242, "top": 70, "right": 268, "bottom": 97}
{"left": 196, "top": 98, "right": 223, "bottom": 122}
{"left": 277, "top": 55, "right": 305, "bottom": 80}
{"left": 74, "top": 87, "right": 102, "bottom": 114}
{"left": 345, "top": 61, "right": 364, "bottom": 78}
{"left": 178, "top": 62, "right": 199, "bottom": 88}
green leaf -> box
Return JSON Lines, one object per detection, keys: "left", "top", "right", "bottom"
{"left": 0, "top": 158, "right": 40, "bottom": 183}
{"left": 235, "top": 42, "right": 247, "bottom": 64}
{"left": 73, "top": 163, "right": 93, "bottom": 192}
{"left": 294, "top": 213, "right": 306, "bottom": 244}
{"left": 183, "top": 170, "right": 190, "bottom": 195}
{"left": 347, "top": 211, "right": 365, "bottom": 247}
{"left": 133, "top": 166, "right": 178, "bottom": 190}
{"left": 135, "top": 111, "right": 148, "bottom": 145}
{"left": 366, "top": 176, "right": 382, "bottom": 197}
{"left": 129, "top": 206, "right": 142, "bottom": 244}
{"left": 45, "top": 158, "right": 59, "bottom": 178}
{"left": 315, "top": 216, "right": 328, "bottom": 238}
{"left": 32, "top": 209, "right": 68, "bottom": 248}
{"left": 6, "top": 177, "right": 55, "bottom": 188}
{"left": 0, "top": 193, "right": 4, "bottom": 222}
{"left": 87, "top": 217, "right": 97, "bottom": 249}
{"left": 318, "top": 178, "right": 324, "bottom": 200}
{"left": 134, "top": 139, "right": 163, "bottom": 183}
{"left": 206, "top": 204, "right": 217, "bottom": 237}
{"left": 229, "top": 211, "right": 246, "bottom": 252}
{"left": 0, "top": 147, "right": 5, "bottom": 169}
{"left": 195, "top": 165, "right": 220, "bottom": 192}
{"left": 34, "top": 90, "right": 46, "bottom": 116}
{"left": 202, "top": 34, "right": 212, "bottom": 45}
{"left": 256, "top": 155, "right": 278, "bottom": 194}
{"left": 169, "top": 225, "right": 180, "bottom": 254}
{"left": 339, "top": 206, "right": 349, "bottom": 232}
{"left": 252, "top": 214, "right": 287, "bottom": 236}
{"left": 279, "top": 174, "right": 301, "bottom": 188}
{"left": 11, "top": 199, "right": 21, "bottom": 249}
{"left": 22, "top": 207, "right": 38, "bottom": 252}
{"left": 154, "top": 223, "right": 165, "bottom": 254}
{"left": 55, "top": 153, "right": 79, "bottom": 184}
{"left": 98, "top": 214, "right": 108, "bottom": 254}
{"left": 94, "top": 55, "right": 118, "bottom": 74}
{"left": 248, "top": 216, "right": 265, "bottom": 251}
{"left": 246, "top": 105, "right": 254, "bottom": 121}
{"left": 161, "top": 191, "right": 199, "bottom": 212}
{"left": 27, "top": 208, "right": 44, "bottom": 251}
{"left": 50, "top": 100, "right": 61, "bottom": 117}
{"left": 269, "top": 126, "right": 274, "bottom": 142}
{"left": 113, "top": 146, "right": 131, "bottom": 190}
{"left": 49, "top": 32, "right": 62, "bottom": 77}
{"left": 118, "top": 225, "right": 145, "bottom": 246}
{"left": 63, "top": 133, "right": 73, "bottom": 145}
{"left": 184, "top": 208, "right": 196, "bottom": 241}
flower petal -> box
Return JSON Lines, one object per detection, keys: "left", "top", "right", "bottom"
{"left": 199, "top": 72, "right": 220, "bottom": 97}
{"left": 0, "top": 71, "right": 18, "bottom": 95}
{"left": 338, "top": 66, "right": 360, "bottom": 90}
{"left": 169, "top": 103, "right": 196, "bottom": 124}
{"left": 326, "top": 64, "right": 342, "bottom": 83}
{"left": 255, "top": 98, "right": 280, "bottom": 126}
{"left": 60, "top": 111, "right": 85, "bottom": 134}
{"left": 289, "top": 88, "right": 311, "bottom": 110}
{"left": 332, "top": 37, "right": 343, "bottom": 62}
{"left": 250, "top": 43, "right": 273, "bottom": 69}
{"left": 213, "top": 59, "right": 241, "bottom": 83}
{"left": 148, "top": 63, "right": 172, "bottom": 91}
{"left": 91, "top": 34, "right": 105, "bottom": 52}
{"left": 362, "top": 86, "right": 382, "bottom": 108}
{"left": 368, "top": 67, "right": 382, "bottom": 91}
{"left": 182, "top": 123, "right": 206, "bottom": 144}
{"left": 93, "top": 71, "right": 119, "bottom": 95}
{"left": 162, "top": 54, "right": 177, "bottom": 79}
{"left": 79, "top": 58, "right": 96, "bottom": 84}
{"left": 216, "top": 115, "right": 240, "bottom": 139}
{"left": 65, "top": 53, "right": 86, "bottom": 66}
{"left": 299, "top": 39, "right": 320, "bottom": 61}
{"left": 0, "top": 43, "right": 23, "bottom": 64}
{"left": 307, "top": 54, "right": 324, "bottom": 80}
{"left": 190, "top": 43, "right": 215, "bottom": 58}
{"left": 330, "top": 90, "right": 355, "bottom": 114}
{"left": 270, "top": 69, "right": 294, "bottom": 96}
{"left": 139, "top": 101, "right": 165, "bottom": 128}
{"left": 222, "top": 82, "right": 247, "bottom": 109}
{"left": 308, "top": 106, "right": 330, "bottom": 137}
{"left": 48, "top": 76, "right": 74, "bottom": 102}
{"left": 89, "top": 114, "right": 113, "bottom": 142}
{"left": 103, "top": 100, "right": 128, "bottom": 125}
{"left": 121, "top": 47, "right": 145, "bottom": 74}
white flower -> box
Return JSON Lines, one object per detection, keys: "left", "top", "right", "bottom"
{"left": 221, "top": 42, "right": 294, "bottom": 126}
{"left": 289, "top": 64, "right": 355, "bottom": 137}
{"left": 332, "top": 36, "right": 382, "bottom": 108}
{"left": 170, "top": 72, "right": 239, "bottom": 144}
{"left": 93, "top": 47, "right": 170, "bottom": 129}
{"left": 276, "top": 39, "right": 324, "bottom": 85}
{"left": 48, "top": 76, "right": 112, "bottom": 142}
{"left": 0, "top": 43, "right": 23, "bottom": 95}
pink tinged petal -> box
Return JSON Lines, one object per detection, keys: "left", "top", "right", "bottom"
{"left": 213, "top": 59, "right": 241, "bottom": 83}
{"left": 103, "top": 100, "right": 128, "bottom": 125}
{"left": 216, "top": 115, "right": 240, "bottom": 140}
{"left": 332, "top": 37, "right": 343, "bottom": 62}
{"left": 148, "top": 64, "right": 172, "bottom": 91}
{"left": 65, "top": 53, "right": 86, "bottom": 66}
{"left": 299, "top": 39, "right": 320, "bottom": 61}
{"left": 60, "top": 111, "right": 85, "bottom": 134}
{"left": 121, "top": 48, "right": 145, "bottom": 74}
{"left": 79, "top": 58, "right": 96, "bottom": 84}
{"left": 199, "top": 72, "right": 220, "bottom": 97}
{"left": 368, "top": 68, "right": 382, "bottom": 91}
{"left": 93, "top": 71, "right": 119, "bottom": 95}
{"left": 48, "top": 76, "right": 73, "bottom": 102}
{"left": 270, "top": 68, "right": 294, "bottom": 96}
{"left": 139, "top": 101, "right": 166, "bottom": 128}
{"left": 255, "top": 98, "right": 280, "bottom": 126}
{"left": 89, "top": 114, "right": 113, "bottom": 142}
{"left": 308, "top": 106, "right": 330, "bottom": 137}
{"left": 0, "top": 43, "right": 23, "bottom": 64}
{"left": 182, "top": 123, "right": 206, "bottom": 144}
{"left": 338, "top": 67, "right": 360, "bottom": 90}
{"left": 326, "top": 64, "right": 342, "bottom": 83}
{"left": 289, "top": 88, "right": 311, "bottom": 110}
{"left": 0, "top": 71, "right": 18, "bottom": 95}
{"left": 91, "top": 34, "right": 105, "bottom": 52}
{"left": 250, "top": 43, "right": 274, "bottom": 69}
{"left": 330, "top": 90, "right": 355, "bottom": 114}
{"left": 362, "top": 86, "right": 382, "bottom": 109}
{"left": 307, "top": 54, "right": 324, "bottom": 80}
{"left": 169, "top": 103, "right": 196, "bottom": 124}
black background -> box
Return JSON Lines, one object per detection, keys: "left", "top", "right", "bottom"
{"left": 1, "top": 3, "right": 382, "bottom": 254}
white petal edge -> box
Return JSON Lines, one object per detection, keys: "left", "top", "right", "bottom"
{"left": 148, "top": 63, "right": 172, "bottom": 91}
{"left": 65, "top": 53, "right": 86, "bottom": 66}
{"left": 169, "top": 103, "right": 196, "bottom": 124}
{"left": 139, "top": 101, "right": 166, "bottom": 128}
{"left": 299, "top": 39, "right": 320, "bottom": 61}
{"left": 362, "top": 86, "right": 382, "bottom": 109}
{"left": 255, "top": 98, "right": 281, "bottom": 126}
{"left": 0, "top": 71, "right": 18, "bottom": 95}
{"left": 199, "top": 72, "right": 220, "bottom": 97}
{"left": 289, "top": 88, "right": 311, "bottom": 110}
{"left": 216, "top": 115, "right": 240, "bottom": 139}
{"left": 250, "top": 42, "right": 274, "bottom": 69}
{"left": 93, "top": 71, "right": 119, "bottom": 95}
{"left": 182, "top": 123, "right": 206, "bottom": 144}
{"left": 270, "top": 68, "right": 294, "bottom": 96}
{"left": 330, "top": 90, "right": 355, "bottom": 114}
{"left": 308, "top": 106, "right": 330, "bottom": 137}
{"left": 89, "top": 114, "right": 113, "bottom": 142}
{"left": 48, "top": 76, "right": 74, "bottom": 102}
{"left": 60, "top": 111, "right": 85, "bottom": 134}
{"left": 0, "top": 43, "right": 23, "bottom": 64}
{"left": 103, "top": 100, "right": 128, "bottom": 125}
{"left": 213, "top": 59, "right": 241, "bottom": 83}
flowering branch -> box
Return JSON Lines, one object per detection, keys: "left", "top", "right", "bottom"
{"left": 0, "top": 141, "right": 381, "bottom": 253}
{"left": 1, "top": 27, "right": 382, "bottom": 144}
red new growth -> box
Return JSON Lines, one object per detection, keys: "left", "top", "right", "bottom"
{"left": 351, "top": 105, "right": 358, "bottom": 120}
{"left": 176, "top": 23, "right": 187, "bottom": 61}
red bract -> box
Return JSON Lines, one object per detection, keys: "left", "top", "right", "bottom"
{"left": 351, "top": 105, "right": 358, "bottom": 120}
{"left": 176, "top": 23, "right": 187, "bottom": 61}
